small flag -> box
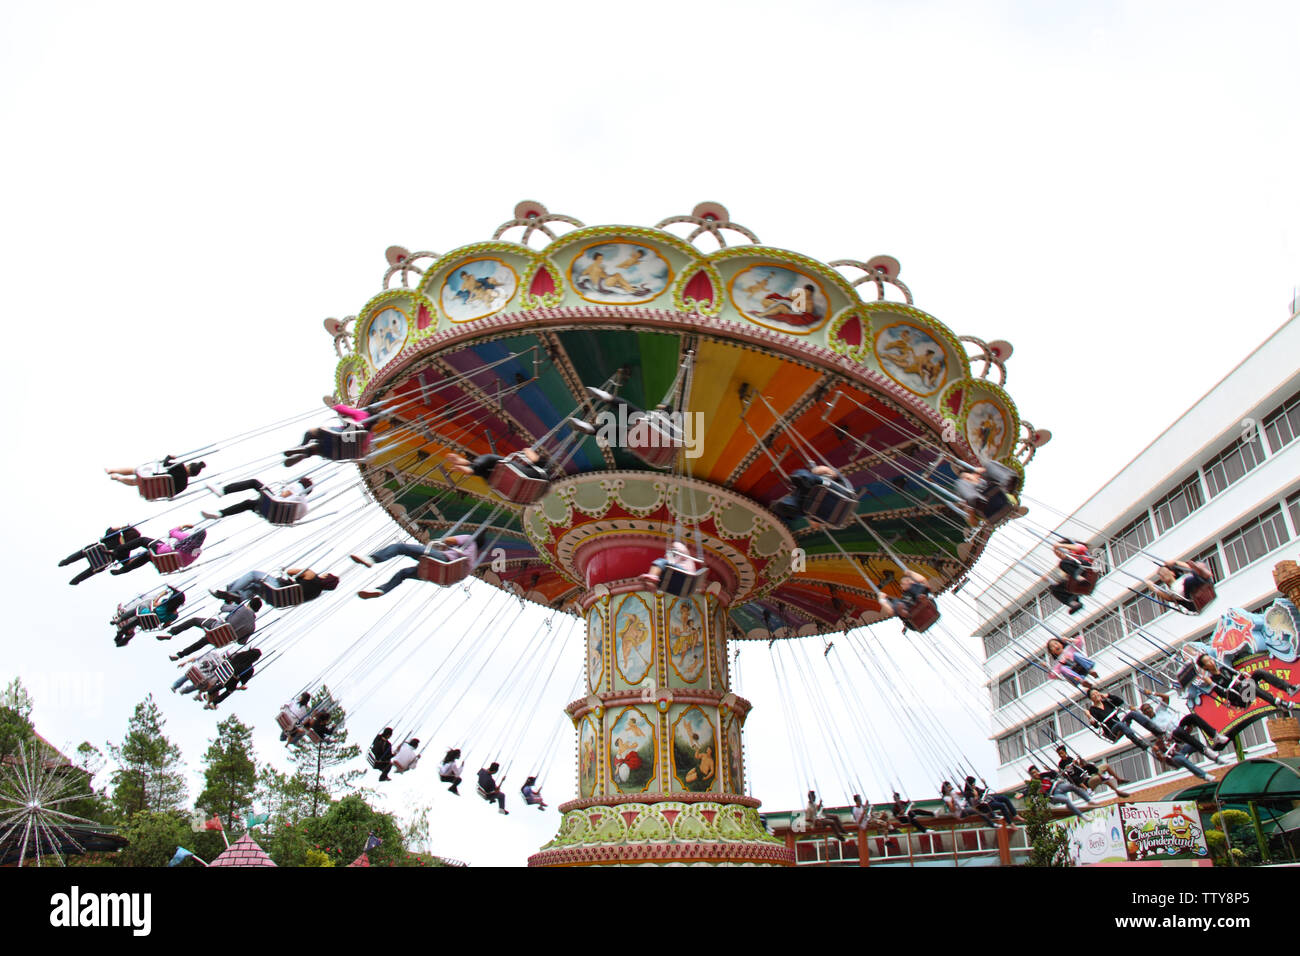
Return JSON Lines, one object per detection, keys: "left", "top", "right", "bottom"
{"left": 364, "top": 832, "right": 383, "bottom": 851}
{"left": 203, "top": 814, "right": 224, "bottom": 831}
{"left": 245, "top": 812, "right": 270, "bottom": 828}
{"left": 168, "top": 847, "right": 194, "bottom": 867}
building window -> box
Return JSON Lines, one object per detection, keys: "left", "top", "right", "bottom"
{"left": 982, "top": 624, "right": 1010, "bottom": 658}
{"left": 1221, "top": 506, "right": 1289, "bottom": 574}
{"left": 1100, "top": 675, "right": 1137, "bottom": 708}
{"left": 1202, "top": 435, "right": 1266, "bottom": 498}
{"left": 1023, "top": 713, "right": 1058, "bottom": 749}
{"left": 1152, "top": 474, "right": 1204, "bottom": 534}
{"left": 1108, "top": 746, "right": 1151, "bottom": 785}
{"left": 1018, "top": 659, "right": 1048, "bottom": 694}
{"left": 1191, "top": 543, "right": 1224, "bottom": 582}
{"left": 1110, "top": 513, "right": 1154, "bottom": 565}
{"left": 1288, "top": 490, "right": 1300, "bottom": 537}
{"left": 1058, "top": 703, "right": 1089, "bottom": 738}
{"left": 1237, "top": 720, "right": 1270, "bottom": 751}
{"left": 997, "top": 674, "right": 1018, "bottom": 707}
{"left": 1007, "top": 608, "right": 1032, "bottom": 640}
{"left": 1263, "top": 389, "right": 1300, "bottom": 452}
{"left": 1081, "top": 609, "right": 1124, "bottom": 658}
{"left": 1122, "top": 593, "right": 1163, "bottom": 632}
{"left": 996, "top": 731, "right": 1025, "bottom": 764}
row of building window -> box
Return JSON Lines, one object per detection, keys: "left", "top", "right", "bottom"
{"left": 983, "top": 490, "right": 1300, "bottom": 667}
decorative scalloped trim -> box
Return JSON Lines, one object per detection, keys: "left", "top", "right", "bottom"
{"left": 670, "top": 259, "right": 723, "bottom": 316}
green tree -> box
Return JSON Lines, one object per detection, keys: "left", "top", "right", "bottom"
{"left": 107, "top": 696, "right": 188, "bottom": 821}
{"left": 306, "top": 794, "right": 406, "bottom": 866}
{"left": 196, "top": 716, "right": 258, "bottom": 829}
{"left": 288, "top": 686, "right": 362, "bottom": 818}
{"left": 0, "top": 677, "right": 35, "bottom": 762}
{"left": 114, "top": 810, "right": 194, "bottom": 868}
{"left": 1022, "top": 787, "right": 1072, "bottom": 867}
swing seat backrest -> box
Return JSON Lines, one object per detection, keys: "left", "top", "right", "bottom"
{"left": 625, "top": 412, "right": 682, "bottom": 469}
{"left": 1186, "top": 580, "right": 1215, "bottom": 613}
{"left": 1065, "top": 568, "right": 1099, "bottom": 596}
{"left": 275, "top": 707, "right": 298, "bottom": 733}
{"left": 981, "top": 459, "right": 1020, "bottom": 495}
{"left": 489, "top": 455, "right": 550, "bottom": 505}
{"left": 1175, "top": 661, "right": 1199, "bottom": 689}
{"left": 903, "top": 595, "right": 940, "bottom": 633}
{"left": 149, "top": 550, "right": 184, "bottom": 574}
{"left": 476, "top": 785, "right": 493, "bottom": 801}
{"left": 801, "top": 480, "right": 856, "bottom": 528}
{"left": 417, "top": 553, "right": 471, "bottom": 586}
{"left": 322, "top": 426, "right": 372, "bottom": 461}
{"left": 979, "top": 489, "right": 1015, "bottom": 523}
{"left": 366, "top": 750, "right": 379, "bottom": 768}
{"left": 135, "top": 610, "right": 163, "bottom": 631}
{"left": 135, "top": 467, "right": 177, "bottom": 501}
{"left": 658, "top": 563, "right": 706, "bottom": 598}
{"left": 263, "top": 583, "right": 304, "bottom": 608}
{"left": 204, "top": 623, "right": 238, "bottom": 648}
{"left": 85, "top": 543, "right": 114, "bottom": 571}
{"left": 258, "top": 494, "right": 305, "bottom": 526}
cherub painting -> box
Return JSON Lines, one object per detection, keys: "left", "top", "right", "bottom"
{"left": 613, "top": 594, "right": 654, "bottom": 685}
{"left": 966, "top": 400, "right": 1007, "bottom": 457}
{"left": 668, "top": 597, "right": 706, "bottom": 683}
{"left": 671, "top": 706, "right": 717, "bottom": 792}
{"left": 874, "top": 323, "right": 948, "bottom": 395}
{"left": 610, "top": 706, "right": 656, "bottom": 792}
{"left": 440, "top": 258, "right": 518, "bottom": 321}
{"left": 587, "top": 606, "right": 605, "bottom": 692}
{"left": 365, "top": 307, "right": 408, "bottom": 367}
{"left": 730, "top": 265, "right": 829, "bottom": 333}
{"left": 579, "top": 717, "right": 598, "bottom": 797}
{"left": 570, "top": 243, "right": 670, "bottom": 304}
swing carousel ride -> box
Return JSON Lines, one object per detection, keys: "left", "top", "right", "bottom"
{"left": 54, "top": 201, "right": 1060, "bottom": 868}
{"left": 324, "top": 202, "right": 1047, "bottom": 866}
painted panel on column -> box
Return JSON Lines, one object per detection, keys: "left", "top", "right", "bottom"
{"left": 612, "top": 593, "right": 655, "bottom": 689}
{"left": 725, "top": 714, "right": 744, "bottom": 794}
{"left": 579, "top": 716, "right": 599, "bottom": 799}
{"left": 671, "top": 705, "right": 718, "bottom": 792}
{"left": 609, "top": 705, "right": 657, "bottom": 794}
{"left": 666, "top": 595, "right": 707, "bottom": 685}
{"left": 712, "top": 603, "right": 728, "bottom": 690}
{"left": 586, "top": 603, "right": 606, "bottom": 693}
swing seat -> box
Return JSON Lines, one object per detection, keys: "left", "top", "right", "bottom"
{"left": 188, "top": 657, "right": 235, "bottom": 690}
{"left": 625, "top": 412, "right": 683, "bottom": 469}
{"left": 275, "top": 707, "right": 299, "bottom": 733}
{"left": 801, "top": 480, "right": 857, "bottom": 528}
{"left": 1225, "top": 674, "right": 1257, "bottom": 707}
{"left": 901, "top": 595, "right": 940, "bottom": 633}
{"left": 488, "top": 455, "right": 550, "bottom": 505}
{"left": 149, "top": 550, "right": 184, "bottom": 574}
{"left": 134, "top": 610, "right": 163, "bottom": 631}
{"left": 204, "top": 623, "right": 238, "bottom": 648}
{"left": 1184, "top": 564, "right": 1216, "bottom": 613}
{"left": 262, "top": 583, "right": 304, "bottom": 608}
{"left": 320, "top": 426, "right": 372, "bottom": 462}
{"left": 657, "top": 563, "right": 707, "bottom": 598}
{"left": 978, "top": 489, "right": 1016, "bottom": 523}
{"left": 84, "top": 543, "right": 114, "bottom": 571}
{"left": 1175, "top": 661, "right": 1199, "bottom": 689}
{"left": 257, "top": 494, "right": 306, "bottom": 526}
{"left": 135, "top": 466, "right": 177, "bottom": 501}
{"left": 417, "top": 553, "right": 471, "bottom": 586}
{"left": 476, "top": 785, "right": 495, "bottom": 802}
{"left": 980, "top": 459, "right": 1020, "bottom": 495}
{"left": 366, "top": 750, "right": 380, "bottom": 768}
{"left": 1065, "top": 568, "right": 1099, "bottom": 596}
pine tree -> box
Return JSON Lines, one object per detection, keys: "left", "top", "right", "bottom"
{"left": 0, "top": 677, "right": 35, "bottom": 762}
{"left": 107, "top": 696, "right": 188, "bottom": 821}
{"left": 288, "top": 686, "right": 362, "bottom": 818}
{"left": 196, "top": 716, "right": 258, "bottom": 830}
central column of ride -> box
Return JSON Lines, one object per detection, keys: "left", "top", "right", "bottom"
{"left": 525, "top": 477, "right": 795, "bottom": 866}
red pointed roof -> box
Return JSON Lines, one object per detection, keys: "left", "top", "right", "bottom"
{"left": 209, "top": 834, "right": 277, "bottom": 867}
{"left": 348, "top": 852, "right": 370, "bottom": 867}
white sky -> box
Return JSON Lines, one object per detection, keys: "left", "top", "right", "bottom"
{"left": 2, "top": 1, "right": 1298, "bottom": 865}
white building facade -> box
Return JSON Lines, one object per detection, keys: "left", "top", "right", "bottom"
{"left": 979, "top": 300, "right": 1300, "bottom": 792}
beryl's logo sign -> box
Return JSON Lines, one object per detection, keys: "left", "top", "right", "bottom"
{"left": 1182, "top": 599, "right": 1299, "bottom": 735}
{"left": 1120, "top": 802, "right": 1208, "bottom": 861}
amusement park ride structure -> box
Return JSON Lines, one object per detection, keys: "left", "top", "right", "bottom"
{"left": 326, "top": 201, "right": 1047, "bottom": 867}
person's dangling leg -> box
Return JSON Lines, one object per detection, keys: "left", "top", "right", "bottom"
{"left": 1049, "top": 791, "right": 1084, "bottom": 818}
{"left": 220, "top": 479, "right": 266, "bottom": 496}
{"left": 370, "top": 542, "right": 427, "bottom": 564}
{"left": 470, "top": 454, "right": 501, "bottom": 481}
{"left": 1169, "top": 748, "right": 1211, "bottom": 781}
{"left": 110, "top": 551, "right": 153, "bottom": 575}
{"left": 1255, "top": 669, "right": 1300, "bottom": 696}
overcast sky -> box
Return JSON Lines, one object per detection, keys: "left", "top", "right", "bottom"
{"left": 2, "top": 2, "right": 1298, "bottom": 865}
